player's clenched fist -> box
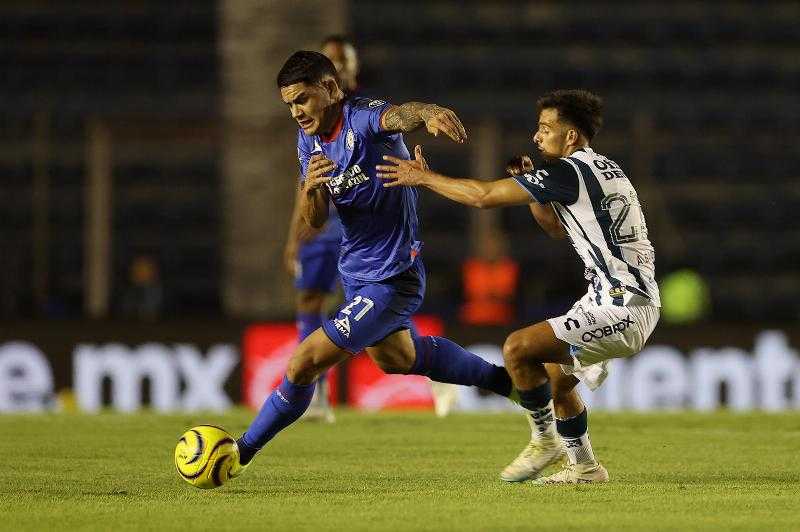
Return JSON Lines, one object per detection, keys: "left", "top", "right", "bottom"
{"left": 505, "top": 154, "right": 534, "bottom": 177}
{"left": 303, "top": 154, "right": 336, "bottom": 192}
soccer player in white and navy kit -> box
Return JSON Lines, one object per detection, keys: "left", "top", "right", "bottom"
{"left": 378, "top": 89, "right": 661, "bottom": 484}
{"left": 229, "top": 51, "right": 520, "bottom": 477}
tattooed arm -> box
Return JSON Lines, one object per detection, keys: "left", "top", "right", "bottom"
{"left": 380, "top": 102, "right": 468, "bottom": 143}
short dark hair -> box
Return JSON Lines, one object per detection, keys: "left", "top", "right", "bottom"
{"left": 536, "top": 89, "right": 604, "bottom": 141}
{"left": 321, "top": 34, "right": 354, "bottom": 48}
{"left": 276, "top": 50, "right": 339, "bottom": 88}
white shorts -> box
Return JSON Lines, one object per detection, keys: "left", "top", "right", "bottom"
{"left": 547, "top": 292, "right": 660, "bottom": 390}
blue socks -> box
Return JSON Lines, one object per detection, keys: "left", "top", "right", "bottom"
{"left": 410, "top": 336, "right": 512, "bottom": 397}
{"left": 237, "top": 376, "right": 316, "bottom": 464}
{"left": 237, "top": 333, "right": 513, "bottom": 464}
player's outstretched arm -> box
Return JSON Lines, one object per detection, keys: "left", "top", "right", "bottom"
{"left": 299, "top": 154, "right": 333, "bottom": 228}
{"left": 376, "top": 145, "right": 531, "bottom": 208}
{"left": 380, "top": 103, "right": 467, "bottom": 143}
{"left": 505, "top": 155, "right": 567, "bottom": 239}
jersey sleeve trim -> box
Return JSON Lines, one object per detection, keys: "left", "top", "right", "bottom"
{"left": 511, "top": 175, "right": 540, "bottom": 201}
{"left": 349, "top": 97, "right": 393, "bottom": 137}
{"left": 512, "top": 159, "right": 580, "bottom": 205}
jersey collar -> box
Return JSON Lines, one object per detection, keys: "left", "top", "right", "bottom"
{"left": 320, "top": 108, "right": 345, "bottom": 143}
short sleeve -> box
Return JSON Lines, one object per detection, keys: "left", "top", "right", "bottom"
{"left": 349, "top": 97, "right": 392, "bottom": 138}
{"left": 512, "top": 159, "right": 579, "bottom": 205}
{"left": 297, "top": 130, "right": 312, "bottom": 184}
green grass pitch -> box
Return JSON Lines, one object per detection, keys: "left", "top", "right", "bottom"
{"left": 1, "top": 410, "right": 798, "bottom": 531}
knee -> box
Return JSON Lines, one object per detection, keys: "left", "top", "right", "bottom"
{"left": 373, "top": 359, "right": 407, "bottom": 375}
{"left": 502, "top": 330, "right": 530, "bottom": 371}
{"left": 286, "top": 350, "right": 317, "bottom": 385}
{"left": 371, "top": 350, "right": 415, "bottom": 375}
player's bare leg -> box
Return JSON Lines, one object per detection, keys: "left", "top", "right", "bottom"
{"left": 298, "top": 290, "right": 336, "bottom": 422}
{"left": 285, "top": 328, "right": 350, "bottom": 385}
{"left": 501, "top": 322, "right": 608, "bottom": 483}
{"left": 500, "top": 323, "right": 568, "bottom": 481}
{"left": 233, "top": 328, "right": 349, "bottom": 475}
{"left": 364, "top": 328, "right": 417, "bottom": 374}
{"left": 366, "top": 328, "right": 465, "bottom": 417}
{"left": 501, "top": 363, "right": 576, "bottom": 481}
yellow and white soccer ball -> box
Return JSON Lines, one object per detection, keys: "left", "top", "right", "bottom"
{"left": 174, "top": 425, "right": 238, "bottom": 489}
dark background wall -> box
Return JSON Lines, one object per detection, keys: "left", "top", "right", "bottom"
{"left": 1, "top": 1, "right": 798, "bottom": 322}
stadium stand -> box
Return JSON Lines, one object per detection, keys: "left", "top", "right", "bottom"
{"left": 352, "top": 0, "right": 800, "bottom": 321}
{"left": 1, "top": 0, "right": 797, "bottom": 320}
{"left": 0, "top": 1, "right": 220, "bottom": 315}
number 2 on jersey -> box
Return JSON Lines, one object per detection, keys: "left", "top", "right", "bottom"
{"left": 601, "top": 193, "right": 640, "bottom": 245}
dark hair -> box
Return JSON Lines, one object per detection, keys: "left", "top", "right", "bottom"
{"left": 536, "top": 89, "right": 604, "bottom": 141}
{"left": 321, "top": 34, "right": 354, "bottom": 48}
{"left": 276, "top": 50, "right": 339, "bottom": 88}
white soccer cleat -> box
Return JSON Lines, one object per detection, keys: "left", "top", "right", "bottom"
{"left": 430, "top": 381, "right": 459, "bottom": 418}
{"left": 500, "top": 436, "right": 565, "bottom": 482}
{"left": 533, "top": 462, "right": 609, "bottom": 484}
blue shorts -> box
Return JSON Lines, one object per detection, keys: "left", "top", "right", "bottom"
{"left": 322, "top": 260, "right": 426, "bottom": 353}
{"left": 295, "top": 248, "right": 340, "bottom": 293}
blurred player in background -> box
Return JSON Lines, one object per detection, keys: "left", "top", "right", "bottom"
{"left": 378, "top": 89, "right": 661, "bottom": 484}
{"left": 232, "top": 51, "right": 521, "bottom": 476}
{"left": 321, "top": 35, "right": 360, "bottom": 95}
{"left": 283, "top": 36, "right": 361, "bottom": 423}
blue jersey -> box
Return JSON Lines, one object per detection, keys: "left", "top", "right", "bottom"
{"left": 297, "top": 97, "right": 421, "bottom": 282}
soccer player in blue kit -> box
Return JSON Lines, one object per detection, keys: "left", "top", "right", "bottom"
{"left": 283, "top": 36, "right": 361, "bottom": 423}
{"left": 231, "top": 51, "right": 517, "bottom": 474}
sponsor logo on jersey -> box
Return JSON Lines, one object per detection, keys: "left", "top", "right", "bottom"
{"left": 637, "top": 250, "right": 656, "bottom": 266}
{"left": 581, "top": 310, "right": 598, "bottom": 326}
{"left": 609, "top": 286, "right": 627, "bottom": 298}
{"left": 523, "top": 169, "right": 548, "bottom": 188}
{"left": 334, "top": 316, "right": 351, "bottom": 338}
{"left": 581, "top": 316, "right": 635, "bottom": 342}
{"left": 328, "top": 164, "right": 369, "bottom": 196}
{"left": 346, "top": 129, "right": 355, "bottom": 151}
{"left": 563, "top": 317, "right": 580, "bottom": 331}
{"left": 368, "top": 99, "right": 386, "bottom": 108}
{"left": 592, "top": 157, "right": 628, "bottom": 180}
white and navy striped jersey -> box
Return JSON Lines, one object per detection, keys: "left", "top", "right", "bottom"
{"left": 513, "top": 147, "right": 660, "bottom": 308}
